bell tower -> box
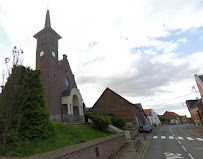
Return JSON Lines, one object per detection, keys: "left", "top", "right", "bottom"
{"left": 33, "top": 10, "right": 84, "bottom": 122}
{"left": 34, "top": 10, "right": 62, "bottom": 70}
{"left": 33, "top": 10, "right": 62, "bottom": 119}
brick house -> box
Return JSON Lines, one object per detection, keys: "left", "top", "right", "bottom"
{"left": 33, "top": 10, "right": 84, "bottom": 122}
{"left": 144, "top": 109, "right": 161, "bottom": 126}
{"left": 161, "top": 111, "right": 186, "bottom": 124}
{"left": 186, "top": 99, "right": 203, "bottom": 126}
{"left": 186, "top": 74, "right": 203, "bottom": 126}
{"left": 92, "top": 87, "right": 146, "bottom": 128}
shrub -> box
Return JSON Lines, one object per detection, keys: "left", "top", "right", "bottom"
{"left": 84, "top": 111, "right": 111, "bottom": 131}
{"left": 111, "top": 116, "right": 126, "bottom": 129}
{"left": 1, "top": 66, "right": 55, "bottom": 144}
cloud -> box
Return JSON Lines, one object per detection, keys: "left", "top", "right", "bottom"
{"left": 1, "top": 0, "right": 203, "bottom": 117}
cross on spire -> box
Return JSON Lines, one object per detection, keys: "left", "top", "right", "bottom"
{"left": 45, "top": 10, "right": 51, "bottom": 28}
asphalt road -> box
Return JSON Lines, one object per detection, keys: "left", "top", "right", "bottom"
{"left": 143, "top": 124, "right": 203, "bottom": 159}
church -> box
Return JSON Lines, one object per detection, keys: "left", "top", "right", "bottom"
{"left": 33, "top": 10, "right": 84, "bottom": 123}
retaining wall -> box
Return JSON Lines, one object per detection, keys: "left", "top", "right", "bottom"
{"left": 25, "top": 133, "right": 126, "bottom": 159}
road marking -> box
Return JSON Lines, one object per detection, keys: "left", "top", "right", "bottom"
{"left": 178, "top": 140, "right": 181, "bottom": 145}
{"left": 196, "top": 138, "right": 203, "bottom": 141}
{"left": 161, "top": 136, "right": 165, "bottom": 139}
{"left": 153, "top": 136, "right": 158, "bottom": 139}
{"left": 169, "top": 136, "right": 174, "bottom": 139}
{"left": 186, "top": 137, "right": 194, "bottom": 140}
{"left": 178, "top": 137, "right": 184, "bottom": 140}
{"left": 164, "top": 152, "right": 184, "bottom": 159}
{"left": 182, "top": 145, "right": 187, "bottom": 152}
{"left": 188, "top": 153, "right": 194, "bottom": 159}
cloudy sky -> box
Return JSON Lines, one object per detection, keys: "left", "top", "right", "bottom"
{"left": 0, "top": 0, "right": 203, "bottom": 117}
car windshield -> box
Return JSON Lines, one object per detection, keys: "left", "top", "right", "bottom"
{"left": 143, "top": 125, "right": 150, "bottom": 128}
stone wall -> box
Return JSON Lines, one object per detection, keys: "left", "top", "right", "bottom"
{"left": 25, "top": 133, "right": 126, "bottom": 159}
{"left": 51, "top": 114, "right": 85, "bottom": 123}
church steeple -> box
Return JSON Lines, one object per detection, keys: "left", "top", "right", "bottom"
{"left": 45, "top": 10, "right": 51, "bottom": 28}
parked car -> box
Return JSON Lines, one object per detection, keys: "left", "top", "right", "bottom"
{"left": 139, "top": 125, "right": 152, "bottom": 133}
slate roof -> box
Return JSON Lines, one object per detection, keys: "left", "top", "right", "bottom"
{"left": 133, "top": 103, "right": 143, "bottom": 111}
{"left": 186, "top": 99, "right": 198, "bottom": 109}
{"left": 61, "top": 88, "right": 71, "bottom": 97}
{"left": 195, "top": 74, "right": 203, "bottom": 88}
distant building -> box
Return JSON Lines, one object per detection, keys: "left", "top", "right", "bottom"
{"left": 33, "top": 10, "right": 84, "bottom": 122}
{"left": 144, "top": 109, "right": 161, "bottom": 126}
{"left": 92, "top": 87, "right": 147, "bottom": 129}
{"left": 161, "top": 111, "right": 186, "bottom": 124}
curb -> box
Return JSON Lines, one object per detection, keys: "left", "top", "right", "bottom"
{"left": 139, "top": 127, "right": 158, "bottom": 159}
{"left": 184, "top": 127, "right": 203, "bottom": 138}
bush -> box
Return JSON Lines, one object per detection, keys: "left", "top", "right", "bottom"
{"left": 92, "top": 114, "right": 112, "bottom": 131}
{"left": 1, "top": 66, "right": 55, "bottom": 142}
{"left": 111, "top": 116, "right": 126, "bottom": 129}
{"left": 84, "top": 112, "right": 111, "bottom": 131}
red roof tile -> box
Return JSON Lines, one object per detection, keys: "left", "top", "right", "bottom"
{"left": 144, "top": 109, "right": 152, "bottom": 116}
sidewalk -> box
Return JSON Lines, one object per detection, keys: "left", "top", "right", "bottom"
{"left": 185, "top": 124, "right": 203, "bottom": 137}
{"left": 110, "top": 128, "right": 157, "bottom": 159}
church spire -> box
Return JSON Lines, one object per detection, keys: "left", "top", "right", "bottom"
{"left": 45, "top": 10, "right": 51, "bottom": 28}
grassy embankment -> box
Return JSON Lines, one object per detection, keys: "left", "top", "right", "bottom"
{"left": 0, "top": 123, "right": 115, "bottom": 157}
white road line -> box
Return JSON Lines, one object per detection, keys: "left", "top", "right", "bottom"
{"left": 178, "top": 137, "right": 184, "bottom": 140}
{"left": 182, "top": 145, "right": 187, "bottom": 152}
{"left": 196, "top": 138, "right": 203, "bottom": 141}
{"left": 153, "top": 136, "right": 158, "bottom": 139}
{"left": 169, "top": 136, "right": 174, "bottom": 139}
{"left": 178, "top": 140, "right": 181, "bottom": 145}
{"left": 186, "top": 137, "right": 194, "bottom": 140}
{"left": 188, "top": 153, "right": 194, "bottom": 159}
{"left": 161, "top": 136, "right": 165, "bottom": 139}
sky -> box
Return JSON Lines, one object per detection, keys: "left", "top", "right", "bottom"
{"left": 0, "top": 0, "right": 203, "bottom": 117}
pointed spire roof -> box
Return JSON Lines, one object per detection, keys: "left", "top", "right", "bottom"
{"left": 45, "top": 10, "right": 51, "bottom": 28}
{"left": 33, "top": 10, "right": 62, "bottom": 39}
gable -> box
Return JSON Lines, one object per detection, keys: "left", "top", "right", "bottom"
{"left": 93, "top": 88, "right": 132, "bottom": 110}
{"left": 93, "top": 88, "right": 135, "bottom": 123}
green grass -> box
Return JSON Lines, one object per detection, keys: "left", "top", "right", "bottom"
{"left": 0, "top": 123, "right": 115, "bottom": 157}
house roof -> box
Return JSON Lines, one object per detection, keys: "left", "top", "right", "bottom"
{"left": 93, "top": 87, "right": 134, "bottom": 107}
{"left": 180, "top": 115, "right": 187, "bottom": 120}
{"left": 166, "top": 111, "right": 180, "bottom": 117}
{"left": 186, "top": 99, "right": 198, "bottom": 109}
{"left": 61, "top": 88, "right": 71, "bottom": 97}
{"left": 162, "top": 111, "right": 180, "bottom": 119}
{"left": 133, "top": 103, "right": 143, "bottom": 111}
{"left": 195, "top": 74, "right": 203, "bottom": 88}
{"left": 144, "top": 109, "right": 152, "bottom": 116}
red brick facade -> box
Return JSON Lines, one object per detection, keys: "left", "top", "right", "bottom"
{"left": 33, "top": 10, "right": 83, "bottom": 122}
{"left": 93, "top": 88, "right": 146, "bottom": 128}
{"left": 186, "top": 74, "right": 203, "bottom": 126}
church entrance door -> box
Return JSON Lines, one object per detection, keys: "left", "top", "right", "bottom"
{"left": 73, "top": 95, "right": 79, "bottom": 116}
